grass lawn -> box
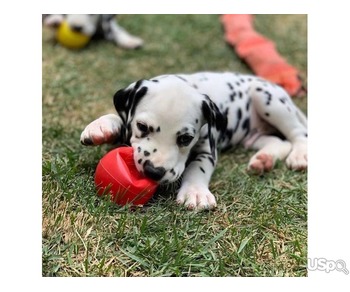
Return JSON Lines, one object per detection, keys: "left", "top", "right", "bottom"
{"left": 42, "top": 14, "right": 307, "bottom": 277}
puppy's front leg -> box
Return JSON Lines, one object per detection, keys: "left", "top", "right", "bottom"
{"left": 176, "top": 150, "right": 217, "bottom": 210}
{"left": 80, "top": 114, "right": 123, "bottom": 146}
{"left": 109, "top": 21, "right": 144, "bottom": 49}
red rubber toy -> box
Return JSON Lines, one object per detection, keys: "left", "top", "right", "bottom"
{"left": 94, "top": 147, "right": 158, "bottom": 206}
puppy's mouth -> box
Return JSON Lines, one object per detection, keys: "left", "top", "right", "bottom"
{"left": 135, "top": 160, "right": 180, "bottom": 185}
{"left": 143, "top": 160, "right": 166, "bottom": 182}
{"left": 132, "top": 146, "right": 182, "bottom": 184}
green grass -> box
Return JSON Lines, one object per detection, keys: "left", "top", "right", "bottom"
{"left": 42, "top": 14, "right": 307, "bottom": 276}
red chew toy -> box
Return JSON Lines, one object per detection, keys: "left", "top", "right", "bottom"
{"left": 94, "top": 147, "right": 158, "bottom": 206}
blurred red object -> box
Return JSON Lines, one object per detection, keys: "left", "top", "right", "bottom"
{"left": 221, "top": 14, "right": 305, "bottom": 97}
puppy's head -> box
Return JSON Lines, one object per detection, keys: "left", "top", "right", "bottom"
{"left": 43, "top": 14, "right": 115, "bottom": 37}
{"left": 113, "top": 76, "right": 226, "bottom": 184}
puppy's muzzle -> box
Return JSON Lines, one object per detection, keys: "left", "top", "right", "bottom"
{"left": 143, "top": 160, "right": 166, "bottom": 181}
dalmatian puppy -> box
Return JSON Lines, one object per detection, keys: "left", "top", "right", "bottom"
{"left": 80, "top": 72, "right": 307, "bottom": 210}
{"left": 43, "top": 14, "right": 143, "bottom": 49}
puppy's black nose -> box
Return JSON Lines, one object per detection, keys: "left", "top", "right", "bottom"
{"left": 71, "top": 25, "right": 83, "bottom": 33}
{"left": 143, "top": 160, "right": 166, "bottom": 181}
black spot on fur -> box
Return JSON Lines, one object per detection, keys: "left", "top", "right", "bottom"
{"left": 265, "top": 91, "right": 272, "bottom": 105}
{"left": 199, "top": 167, "right": 206, "bottom": 174}
{"left": 186, "top": 151, "right": 213, "bottom": 168}
{"left": 153, "top": 149, "right": 157, "bottom": 153}
{"left": 224, "top": 129, "right": 233, "bottom": 141}
{"left": 156, "top": 126, "right": 161, "bottom": 132}
{"left": 207, "top": 156, "right": 215, "bottom": 166}
{"left": 237, "top": 108, "right": 242, "bottom": 120}
{"left": 138, "top": 159, "right": 142, "bottom": 164}
{"left": 198, "top": 152, "right": 212, "bottom": 159}
{"left": 227, "top": 82, "right": 234, "bottom": 90}
{"left": 201, "top": 97, "right": 227, "bottom": 160}
{"left": 223, "top": 107, "right": 243, "bottom": 143}
{"left": 230, "top": 92, "right": 236, "bottom": 102}
{"left": 242, "top": 118, "right": 250, "bottom": 132}
{"left": 137, "top": 147, "right": 141, "bottom": 153}
{"left": 144, "top": 150, "right": 150, "bottom": 157}
{"left": 246, "top": 99, "right": 251, "bottom": 111}
{"left": 279, "top": 97, "right": 286, "bottom": 104}
{"left": 175, "top": 75, "right": 188, "bottom": 82}
{"left": 222, "top": 108, "right": 228, "bottom": 120}
{"left": 265, "top": 112, "right": 270, "bottom": 117}
{"left": 209, "top": 134, "right": 215, "bottom": 152}
{"left": 201, "top": 96, "right": 227, "bottom": 133}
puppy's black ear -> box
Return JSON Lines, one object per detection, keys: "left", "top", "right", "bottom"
{"left": 201, "top": 94, "right": 227, "bottom": 159}
{"left": 113, "top": 79, "right": 148, "bottom": 124}
{"left": 112, "top": 80, "right": 148, "bottom": 145}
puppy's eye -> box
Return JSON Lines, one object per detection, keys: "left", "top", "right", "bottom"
{"left": 137, "top": 122, "right": 149, "bottom": 133}
{"left": 177, "top": 134, "right": 194, "bottom": 147}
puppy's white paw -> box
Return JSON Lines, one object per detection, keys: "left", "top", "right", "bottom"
{"left": 117, "top": 34, "right": 144, "bottom": 49}
{"left": 176, "top": 184, "right": 217, "bottom": 210}
{"left": 286, "top": 142, "right": 307, "bottom": 170}
{"left": 80, "top": 114, "right": 121, "bottom": 146}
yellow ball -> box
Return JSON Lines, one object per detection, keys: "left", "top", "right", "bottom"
{"left": 56, "top": 21, "right": 90, "bottom": 49}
